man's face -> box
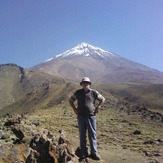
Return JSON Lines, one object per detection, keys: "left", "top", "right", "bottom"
{"left": 81, "top": 81, "right": 90, "bottom": 89}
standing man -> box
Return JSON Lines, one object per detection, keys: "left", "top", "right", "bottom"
{"left": 69, "top": 77, "right": 105, "bottom": 160}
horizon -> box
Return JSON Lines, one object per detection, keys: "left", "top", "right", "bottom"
{"left": 1, "top": 0, "right": 163, "bottom": 72}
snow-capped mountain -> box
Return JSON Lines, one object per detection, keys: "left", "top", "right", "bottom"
{"left": 43, "top": 42, "right": 117, "bottom": 62}
{"left": 54, "top": 42, "right": 116, "bottom": 59}
{"left": 33, "top": 42, "right": 163, "bottom": 83}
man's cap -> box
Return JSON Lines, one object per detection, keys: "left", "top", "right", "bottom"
{"left": 80, "top": 77, "right": 91, "bottom": 85}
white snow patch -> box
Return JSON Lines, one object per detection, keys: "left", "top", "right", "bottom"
{"left": 85, "top": 54, "right": 90, "bottom": 56}
{"left": 44, "top": 57, "right": 54, "bottom": 62}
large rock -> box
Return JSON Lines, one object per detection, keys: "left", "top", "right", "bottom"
{"left": 0, "top": 144, "right": 30, "bottom": 162}
{"left": 12, "top": 125, "right": 25, "bottom": 140}
{"left": 27, "top": 130, "right": 78, "bottom": 163}
{"left": 4, "top": 115, "right": 22, "bottom": 126}
{"left": 0, "top": 113, "right": 79, "bottom": 162}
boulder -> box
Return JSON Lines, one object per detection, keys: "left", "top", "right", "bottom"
{"left": 0, "top": 144, "right": 30, "bottom": 162}
{"left": 28, "top": 130, "right": 78, "bottom": 163}
{"left": 4, "top": 117, "right": 21, "bottom": 126}
{"left": 32, "top": 120, "right": 41, "bottom": 126}
{"left": 12, "top": 126, "right": 25, "bottom": 140}
{"left": 1, "top": 133, "right": 10, "bottom": 140}
{"left": 133, "top": 130, "right": 141, "bottom": 135}
{"left": 0, "top": 114, "right": 79, "bottom": 162}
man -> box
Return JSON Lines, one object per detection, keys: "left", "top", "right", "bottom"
{"left": 69, "top": 77, "right": 105, "bottom": 160}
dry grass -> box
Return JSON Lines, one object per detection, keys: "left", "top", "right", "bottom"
{"left": 27, "top": 100, "right": 163, "bottom": 162}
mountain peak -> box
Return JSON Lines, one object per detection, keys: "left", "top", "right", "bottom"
{"left": 54, "top": 42, "right": 116, "bottom": 59}
{"left": 76, "top": 42, "right": 99, "bottom": 49}
{"left": 78, "top": 42, "right": 90, "bottom": 47}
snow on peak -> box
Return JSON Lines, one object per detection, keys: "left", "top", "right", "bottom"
{"left": 78, "top": 42, "right": 106, "bottom": 53}
{"left": 54, "top": 42, "right": 116, "bottom": 59}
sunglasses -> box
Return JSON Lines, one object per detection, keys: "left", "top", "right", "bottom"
{"left": 82, "top": 81, "right": 90, "bottom": 84}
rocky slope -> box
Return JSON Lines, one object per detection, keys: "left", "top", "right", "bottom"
{"left": 0, "top": 113, "right": 78, "bottom": 162}
{"left": 0, "top": 64, "right": 64, "bottom": 110}
{"left": 0, "top": 64, "right": 25, "bottom": 109}
{"left": 0, "top": 99, "right": 163, "bottom": 162}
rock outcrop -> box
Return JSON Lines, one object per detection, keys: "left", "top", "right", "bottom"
{"left": 0, "top": 114, "right": 78, "bottom": 163}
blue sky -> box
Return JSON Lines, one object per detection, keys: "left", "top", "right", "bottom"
{"left": 0, "top": 0, "right": 163, "bottom": 72}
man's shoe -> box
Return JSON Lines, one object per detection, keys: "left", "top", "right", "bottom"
{"left": 90, "top": 154, "right": 101, "bottom": 160}
{"left": 80, "top": 153, "right": 89, "bottom": 159}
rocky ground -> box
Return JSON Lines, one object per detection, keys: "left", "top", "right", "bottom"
{"left": 0, "top": 101, "right": 163, "bottom": 163}
{"left": 0, "top": 114, "right": 80, "bottom": 163}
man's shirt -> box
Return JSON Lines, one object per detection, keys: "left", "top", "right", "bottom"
{"left": 70, "top": 88, "right": 104, "bottom": 115}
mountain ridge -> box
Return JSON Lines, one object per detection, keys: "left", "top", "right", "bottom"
{"left": 0, "top": 63, "right": 65, "bottom": 110}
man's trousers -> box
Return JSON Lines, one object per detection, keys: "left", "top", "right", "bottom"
{"left": 77, "top": 115, "right": 98, "bottom": 156}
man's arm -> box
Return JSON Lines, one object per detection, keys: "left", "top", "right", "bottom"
{"left": 95, "top": 97, "right": 105, "bottom": 113}
{"left": 69, "top": 99, "right": 78, "bottom": 115}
